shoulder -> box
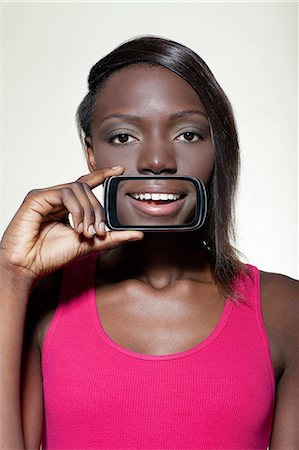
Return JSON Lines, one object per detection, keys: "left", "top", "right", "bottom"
{"left": 259, "top": 269, "right": 299, "bottom": 371}
{"left": 24, "top": 270, "right": 63, "bottom": 352}
{"left": 260, "top": 269, "right": 299, "bottom": 297}
{"left": 260, "top": 270, "right": 299, "bottom": 326}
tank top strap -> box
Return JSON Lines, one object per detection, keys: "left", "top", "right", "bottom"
{"left": 232, "top": 263, "right": 260, "bottom": 309}
{"left": 240, "top": 264, "right": 274, "bottom": 370}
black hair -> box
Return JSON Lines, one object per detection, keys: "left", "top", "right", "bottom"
{"left": 77, "top": 35, "right": 248, "bottom": 300}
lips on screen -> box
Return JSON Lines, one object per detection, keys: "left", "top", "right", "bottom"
{"left": 116, "top": 179, "right": 197, "bottom": 226}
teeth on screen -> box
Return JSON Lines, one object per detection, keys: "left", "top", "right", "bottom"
{"left": 130, "top": 193, "right": 180, "bottom": 201}
{"left": 151, "top": 193, "right": 160, "bottom": 201}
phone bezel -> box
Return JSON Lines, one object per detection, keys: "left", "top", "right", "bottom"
{"left": 103, "top": 175, "right": 207, "bottom": 232}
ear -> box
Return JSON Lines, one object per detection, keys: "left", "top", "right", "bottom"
{"left": 84, "top": 136, "right": 97, "bottom": 172}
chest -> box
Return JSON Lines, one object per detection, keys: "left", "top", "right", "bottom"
{"left": 96, "top": 282, "right": 224, "bottom": 356}
{"left": 39, "top": 276, "right": 281, "bottom": 384}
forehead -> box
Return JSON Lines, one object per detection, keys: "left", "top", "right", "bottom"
{"left": 93, "top": 65, "right": 206, "bottom": 118}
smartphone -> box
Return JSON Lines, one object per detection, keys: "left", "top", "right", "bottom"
{"left": 103, "top": 175, "right": 207, "bottom": 232}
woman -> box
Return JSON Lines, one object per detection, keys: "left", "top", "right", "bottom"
{"left": 0, "top": 36, "right": 298, "bottom": 449}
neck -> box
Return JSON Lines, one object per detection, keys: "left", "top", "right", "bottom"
{"left": 97, "top": 231, "right": 212, "bottom": 289}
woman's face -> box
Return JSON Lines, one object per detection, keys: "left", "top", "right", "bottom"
{"left": 86, "top": 65, "right": 214, "bottom": 226}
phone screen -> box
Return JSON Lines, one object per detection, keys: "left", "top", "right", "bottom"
{"left": 104, "top": 176, "right": 207, "bottom": 232}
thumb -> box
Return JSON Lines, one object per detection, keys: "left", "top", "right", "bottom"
{"left": 98, "top": 230, "right": 144, "bottom": 250}
{"left": 77, "top": 230, "right": 144, "bottom": 257}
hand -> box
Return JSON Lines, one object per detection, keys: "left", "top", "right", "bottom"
{"left": 0, "top": 167, "right": 143, "bottom": 280}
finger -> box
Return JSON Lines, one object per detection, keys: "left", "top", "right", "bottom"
{"left": 77, "top": 166, "right": 125, "bottom": 190}
{"left": 59, "top": 188, "right": 85, "bottom": 232}
{"left": 25, "top": 166, "right": 125, "bottom": 195}
{"left": 80, "top": 183, "right": 107, "bottom": 238}
{"left": 20, "top": 188, "right": 86, "bottom": 238}
{"left": 23, "top": 188, "right": 75, "bottom": 218}
{"left": 69, "top": 182, "right": 97, "bottom": 238}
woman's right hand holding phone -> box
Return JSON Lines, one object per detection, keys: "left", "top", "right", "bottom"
{"left": 0, "top": 167, "right": 143, "bottom": 283}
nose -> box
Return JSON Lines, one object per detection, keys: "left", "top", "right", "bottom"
{"left": 137, "top": 143, "right": 177, "bottom": 175}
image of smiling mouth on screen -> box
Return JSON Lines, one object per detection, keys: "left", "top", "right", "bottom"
{"left": 116, "top": 179, "right": 196, "bottom": 227}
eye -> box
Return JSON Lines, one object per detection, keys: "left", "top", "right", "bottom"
{"left": 109, "top": 133, "right": 138, "bottom": 145}
{"left": 175, "top": 131, "right": 203, "bottom": 142}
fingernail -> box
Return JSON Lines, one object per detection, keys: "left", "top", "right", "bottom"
{"left": 99, "top": 221, "right": 106, "bottom": 233}
{"left": 111, "top": 166, "right": 121, "bottom": 170}
{"left": 68, "top": 213, "right": 74, "bottom": 228}
{"left": 78, "top": 222, "right": 83, "bottom": 233}
{"left": 88, "top": 224, "right": 96, "bottom": 235}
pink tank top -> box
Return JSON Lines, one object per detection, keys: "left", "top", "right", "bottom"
{"left": 41, "top": 254, "right": 275, "bottom": 449}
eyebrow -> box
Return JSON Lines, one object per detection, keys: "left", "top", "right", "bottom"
{"left": 99, "top": 109, "right": 208, "bottom": 125}
{"left": 170, "top": 110, "right": 208, "bottom": 120}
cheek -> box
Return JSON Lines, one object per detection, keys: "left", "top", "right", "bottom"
{"left": 95, "top": 158, "right": 138, "bottom": 175}
{"left": 93, "top": 147, "right": 137, "bottom": 172}
{"left": 93, "top": 152, "right": 117, "bottom": 168}
{"left": 178, "top": 145, "right": 215, "bottom": 183}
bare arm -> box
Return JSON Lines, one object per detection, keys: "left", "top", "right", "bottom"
{"left": 1, "top": 269, "right": 61, "bottom": 450}
{"left": 20, "top": 271, "right": 62, "bottom": 449}
{"left": 0, "top": 264, "right": 34, "bottom": 449}
{"left": 270, "top": 361, "right": 299, "bottom": 448}
{"left": 21, "top": 316, "right": 44, "bottom": 449}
